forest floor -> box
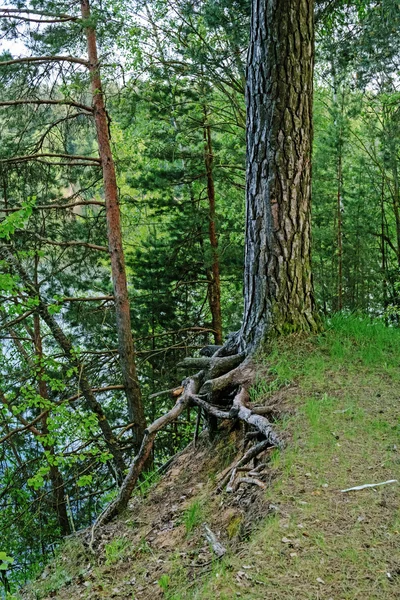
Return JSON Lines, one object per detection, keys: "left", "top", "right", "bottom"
{"left": 21, "top": 315, "right": 400, "bottom": 600}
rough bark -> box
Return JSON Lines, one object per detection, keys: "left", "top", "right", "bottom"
{"left": 241, "top": 0, "right": 319, "bottom": 351}
{"left": 81, "top": 0, "right": 146, "bottom": 448}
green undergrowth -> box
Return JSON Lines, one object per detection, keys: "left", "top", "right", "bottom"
{"left": 19, "top": 315, "right": 400, "bottom": 600}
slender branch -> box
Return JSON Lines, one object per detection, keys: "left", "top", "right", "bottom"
{"left": 0, "top": 153, "right": 100, "bottom": 165}
{"left": 64, "top": 385, "right": 125, "bottom": 404}
{"left": 35, "top": 161, "right": 100, "bottom": 167}
{"left": 28, "top": 235, "right": 108, "bottom": 253}
{"left": 0, "top": 386, "right": 126, "bottom": 444}
{"left": 0, "top": 310, "right": 34, "bottom": 329}
{"left": 58, "top": 295, "right": 114, "bottom": 303}
{"left": 0, "top": 409, "right": 50, "bottom": 444}
{"left": 0, "top": 200, "right": 105, "bottom": 213}
{"left": 0, "top": 8, "right": 76, "bottom": 20}
{"left": 0, "top": 56, "right": 89, "bottom": 68}
{"left": 0, "top": 99, "right": 93, "bottom": 112}
{"left": 0, "top": 392, "right": 42, "bottom": 437}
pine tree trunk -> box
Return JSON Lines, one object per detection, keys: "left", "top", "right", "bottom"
{"left": 81, "top": 0, "right": 146, "bottom": 448}
{"left": 241, "top": 0, "right": 318, "bottom": 350}
{"left": 203, "top": 109, "right": 223, "bottom": 345}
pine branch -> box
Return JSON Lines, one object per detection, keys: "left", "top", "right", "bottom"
{"left": 28, "top": 235, "right": 108, "bottom": 253}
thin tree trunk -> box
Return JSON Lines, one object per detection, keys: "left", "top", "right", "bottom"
{"left": 0, "top": 245, "right": 126, "bottom": 482}
{"left": 333, "top": 79, "right": 344, "bottom": 312}
{"left": 391, "top": 155, "right": 400, "bottom": 269}
{"left": 33, "top": 256, "right": 71, "bottom": 536}
{"left": 80, "top": 0, "right": 146, "bottom": 448}
{"left": 203, "top": 108, "right": 223, "bottom": 345}
{"left": 241, "top": 0, "right": 318, "bottom": 350}
{"left": 380, "top": 175, "right": 388, "bottom": 312}
{"left": 336, "top": 144, "right": 343, "bottom": 311}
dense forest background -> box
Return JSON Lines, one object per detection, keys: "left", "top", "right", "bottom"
{"left": 0, "top": 0, "right": 399, "bottom": 590}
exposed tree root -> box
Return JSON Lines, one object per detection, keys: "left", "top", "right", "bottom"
{"left": 232, "top": 476, "right": 266, "bottom": 491}
{"left": 89, "top": 345, "right": 284, "bottom": 544}
{"left": 217, "top": 439, "right": 274, "bottom": 492}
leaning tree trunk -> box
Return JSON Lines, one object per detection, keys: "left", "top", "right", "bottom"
{"left": 241, "top": 0, "right": 319, "bottom": 351}
{"left": 81, "top": 0, "right": 146, "bottom": 448}
{"left": 34, "top": 253, "right": 71, "bottom": 536}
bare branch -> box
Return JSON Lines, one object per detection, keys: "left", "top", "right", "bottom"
{"left": 64, "top": 385, "right": 125, "bottom": 404}
{"left": 29, "top": 235, "right": 108, "bottom": 253}
{"left": 0, "top": 55, "right": 89, "bottom": 68}
{"left": 0, "top": 99, "right": 93, "bottom": 112}
{"left": 0, "top": 153, "right": 100, "bottom": 165}
{"left": 59, "top": 295, "right": 114, "bottom": 303}
{"left": 0, "top": 409, "right": 49, "bottom": 444}
{"left": 0, "top": 310, "right": 35, "bottom": 329}
{"left": 0, "top": 200, "right": 105, "bottom": 213}
{"left": 0, "top": 8, "right": 76, "bottom": 21}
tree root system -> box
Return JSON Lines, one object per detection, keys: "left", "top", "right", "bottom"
{"left": 89, "top": 346, "right": 284, "bottom": 544}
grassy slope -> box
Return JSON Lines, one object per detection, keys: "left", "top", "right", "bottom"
{"left": 21, "top": 316, "right": 400, "bottom": 600}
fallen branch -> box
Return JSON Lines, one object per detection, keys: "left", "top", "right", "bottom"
{"left": 148, "top": 386, "right": 183, "bottom": 400}
{"left": 202, "top": 523, "right": 226, "bottom": 558}
{"left": 341, "top": 480, "right": 398, "bottom": 493}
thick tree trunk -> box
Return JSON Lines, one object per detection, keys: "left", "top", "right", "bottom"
{"left": 241, "top": 0, "right": 318, "bottom": 351}
{"left": 203, "top": 109, "right": 223, "bottom": 345}
{"left": 81, "top": 0, "right": 146, "bottom": 448}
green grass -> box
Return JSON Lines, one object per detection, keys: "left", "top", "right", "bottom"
{"left": 183, "top": 499, "right": 203, "bottom": 534}
{"left": 104, "top": 537, "right": 131, "bottom": 565}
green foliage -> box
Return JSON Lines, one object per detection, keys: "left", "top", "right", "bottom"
{"left": 0, "top": 197, "right": 36, "bottom": 239}
{"left": 0, "top": 551, "right": 13, "bottom": 570}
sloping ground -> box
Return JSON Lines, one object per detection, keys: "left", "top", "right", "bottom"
{"left": 21, "top": 316, "right": 400, "bottom": 600}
